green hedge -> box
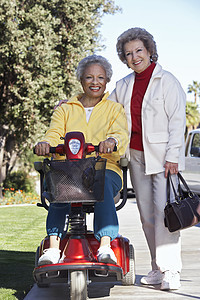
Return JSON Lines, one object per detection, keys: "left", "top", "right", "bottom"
{"left": 3, "top": 170, "right": 36, "bottom": 193}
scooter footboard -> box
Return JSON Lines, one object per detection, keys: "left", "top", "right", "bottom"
{"left": 33, "top": 262, "right": 123, "bottom": 286}
{"left": 34, "top": 232, "right": 129, "bottom": 284}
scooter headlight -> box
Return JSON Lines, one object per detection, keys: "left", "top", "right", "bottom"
{"left": 69, "top": 139, "right": 81, "bottom": 155}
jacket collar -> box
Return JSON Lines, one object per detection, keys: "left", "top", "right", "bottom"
{"left": 124, "top": 62, "right": 163, "bottom": 84}
{"left": 69, "top": 91, "right": 109, "bottom": 106}
{"left": 151, "top": 62, "right": 162, "bottom": 78}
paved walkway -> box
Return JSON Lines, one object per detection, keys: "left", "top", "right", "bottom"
{"left": 24, "top": 198, "right": 200, "bottom": 300}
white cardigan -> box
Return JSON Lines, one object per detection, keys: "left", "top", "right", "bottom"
{"left": 108, "top": 63, "right": 186, "bottom": 175}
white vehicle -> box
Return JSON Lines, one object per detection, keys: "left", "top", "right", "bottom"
{"left": 182, "top": 128, "right": 200, "bottom": 195}
{"left": 123, "top": 129, "right": 200, "bottom": 197}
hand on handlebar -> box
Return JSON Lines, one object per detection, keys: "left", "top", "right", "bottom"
{"left": 98, "top": 138, "right": 116, "bottom": 154}
{"left": 34, "top": 142, "right": 51, "bottom": 156}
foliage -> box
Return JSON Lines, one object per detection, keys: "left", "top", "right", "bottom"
{"left": 0, "top": 205, "right": 47, "bottom": 299}
{"left": 186, "top": 101, "right": 200, "bottom": 130}
{"left": 0, "top": 0, "right": 120, "bottom": 197}
{"left": 1, "top": 189, "right": 40, "bottom": 205}
{"left": 3, "top": 170, "right": 36, "bottom": 193}
{"left": 188, "top": 81, "right": 200, "bottom": 104}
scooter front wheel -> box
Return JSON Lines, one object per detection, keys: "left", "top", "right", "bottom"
{"left": 70, "top": 270, "right": 87, "bottom": 300}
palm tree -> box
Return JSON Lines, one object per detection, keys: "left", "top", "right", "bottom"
{"left": 188, "top": 81, "right": 200, "bottom": 104}
{"left": 185, "top": 101, "right": 200, "bottom": 136}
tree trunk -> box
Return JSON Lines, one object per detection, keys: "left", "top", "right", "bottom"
{"left": 195, "top": 92, "right": 197, "bottom": 104}
{"left": 0, "top": 131, "right": 18, "bottom": 198}
{"left": 0, "top": 134, "right": 6, "bottom": 198}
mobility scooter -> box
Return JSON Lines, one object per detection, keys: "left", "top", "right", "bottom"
{"left": 33, "top": 131, "right": 135, "bottom": 299}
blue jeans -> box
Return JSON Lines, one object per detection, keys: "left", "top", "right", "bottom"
{"left": 46, "top": 170, "right": 122, "bottom": 241}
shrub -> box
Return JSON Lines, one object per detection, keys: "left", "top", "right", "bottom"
{"left": 3, "top": 170, "right": 36, "bottom": 193}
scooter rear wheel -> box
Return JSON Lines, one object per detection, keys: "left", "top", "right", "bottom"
{"left": 121, "top": 244, "right": 135, "bottom": 285}
{"left": 70, "top": 270, "right": 87, "bottom": 300}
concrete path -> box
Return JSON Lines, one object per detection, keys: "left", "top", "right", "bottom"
{"left": 24, "top": 198, "right": 200, "bottom": 300}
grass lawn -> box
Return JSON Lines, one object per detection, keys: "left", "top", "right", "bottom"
{"left": 0, "top": 205, "right": 47, "bottom": 300}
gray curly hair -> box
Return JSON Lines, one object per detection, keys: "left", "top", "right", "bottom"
{"left": 76, "top": 55, "right": 113, "bottom": 83}
{"left": 116, "top": 27, "right": 158, "bottom": 66}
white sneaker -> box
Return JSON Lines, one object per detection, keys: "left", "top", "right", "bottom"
{"left": 97, "top": 245, "right": 117, "bottom": 264}
{"left": 141, "top": 270, "right": 164, "bottom": 285}
{"left": 38, "top": 248, "right": 61, "bottom": 266}
{"left": 161, "top": 271, "right": 181, "bottom": 290}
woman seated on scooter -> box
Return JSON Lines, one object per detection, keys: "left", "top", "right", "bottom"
{"left": 35, "top": 55, "right": 129, "bottom": 266}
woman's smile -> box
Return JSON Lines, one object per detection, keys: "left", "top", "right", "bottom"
{"left": 89, "top": 86, "right": 101, "bottom": 91}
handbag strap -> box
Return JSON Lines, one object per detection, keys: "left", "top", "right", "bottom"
{"left": 167, "top": 171, "right": 195, "bottom": 205}
{"left": 167, "top": 171, "right": 181, "bottom": 205}
{"left": 177, "top": 172, "right": 193, "bottom": 196}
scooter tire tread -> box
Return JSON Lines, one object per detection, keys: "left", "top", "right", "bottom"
{"left": 121, "top": 244, "right": 135, "bottom": 286}
{"left": 70, "top": 270, "right": 87, "bottom": 300}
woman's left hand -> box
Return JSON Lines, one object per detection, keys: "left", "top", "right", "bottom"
{"left": 98, "top": 138, "right": 116, "bottom": 154}
{"left": 164, "top": 161, "right": 178, "bottom": 178}
{"left": 54, "top": 99, "right": 68, "bottom": 110}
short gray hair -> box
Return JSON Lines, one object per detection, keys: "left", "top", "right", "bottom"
{"left": 116, "top": 27, "right": 158, "bottom": 66}
{"left": 76, "top": 55, "right": 113, "bottom": 82}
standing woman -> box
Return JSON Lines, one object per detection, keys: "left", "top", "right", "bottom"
{"left": 109, "top": 27, "right": 186, "bottom": 290}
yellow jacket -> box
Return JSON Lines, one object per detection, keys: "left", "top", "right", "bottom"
{"left": 42, "top": 92, "right": 129, "bottom": 179}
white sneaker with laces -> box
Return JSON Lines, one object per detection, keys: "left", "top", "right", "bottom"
{"left": 97, "top": 245, "right": 117, "bottom": 264}
{"left": 160, "top": 270, "right": 181, "bottom": 290}
{"left": 38, "top": 248, "right": 61, "bottom": 266}
{"left": 140, "top": 270, "right": 164, "bottom": 285}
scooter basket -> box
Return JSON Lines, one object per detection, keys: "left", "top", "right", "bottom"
{"left": 43, "top": 157, "right": 106, "bottom": 203}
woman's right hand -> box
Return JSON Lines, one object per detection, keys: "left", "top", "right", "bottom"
{"left": 35, "top": 142, "right": 50, "bottom": 156}
{"left": 54, "top": 99, "right": 68, "bottom": 110}
{"left": 98, "top": 138, "right": 116, "bottom": 154}
{"left": 164, "top": 161, "right": 178, "bottom": 178}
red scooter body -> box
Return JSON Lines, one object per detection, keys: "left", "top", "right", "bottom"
{"left": 33, "top": 132, "right": 135, "bottom": 298}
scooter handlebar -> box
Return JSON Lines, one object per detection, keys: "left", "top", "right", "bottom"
{"left": 33, "top": 147, "right": 57, "bottom": 155}
{"left": 94, "top": 145, "right": 117, "bottom": 153}
{"left": 33, "top": 144, "right": 117, "bottom": 155}
{"left": 49, "top": 147, "right": 57, "bottom": 153}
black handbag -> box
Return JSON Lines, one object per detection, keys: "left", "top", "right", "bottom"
{"left": 164, "top": 172, "right": 200, "bottom": 232}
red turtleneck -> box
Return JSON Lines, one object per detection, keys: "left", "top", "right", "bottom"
{"left": 130, "top": 62, "right": 156, "bottom": 151}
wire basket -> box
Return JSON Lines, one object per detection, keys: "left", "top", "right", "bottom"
{"left": 42, "top": 157, "right": 106, "bottom": 203}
